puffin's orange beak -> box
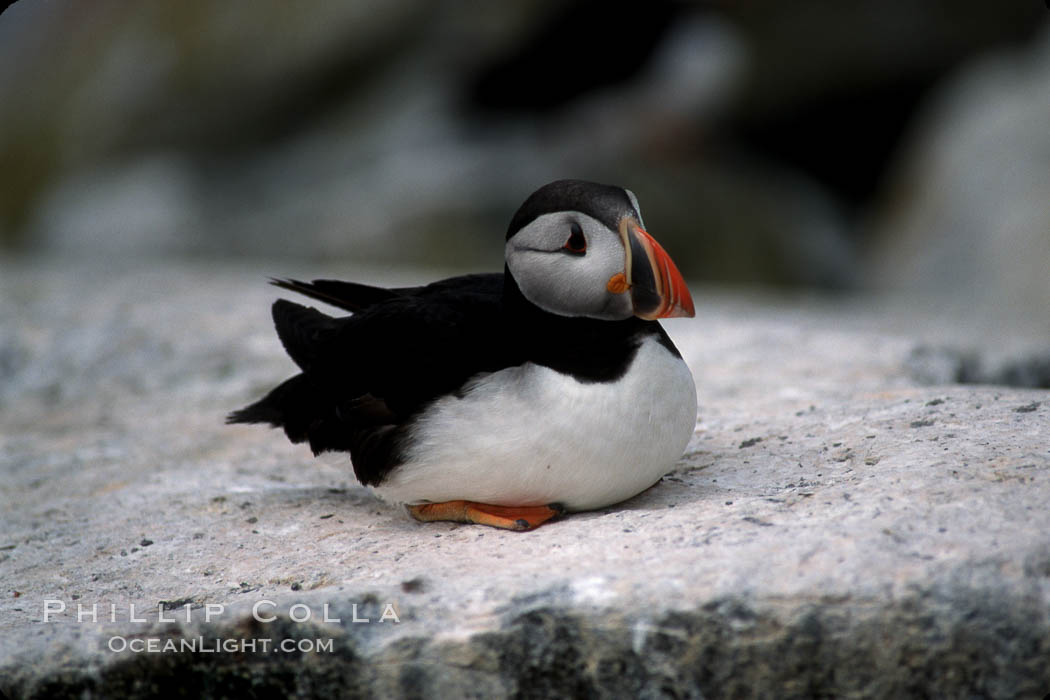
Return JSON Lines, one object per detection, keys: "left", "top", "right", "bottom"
{"left": 612, "top": 217, "right": 694, "bottom": 320}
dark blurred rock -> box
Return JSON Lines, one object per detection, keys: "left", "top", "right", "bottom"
{"left": 1, "top": 1, "right": 1045, "bottom": 291}
{"left": 0, "top": 0, "right": 430, "bottom": 246}
{"left": 723, "top": 0, "right": 1045, "bottom": 206}
{"left": 2, "top": 0, "right": 748, "bottom": 274}
{"left": 867, "top": 25, "right": 1050, "bottom": 334}
{"left": 908, "top": 345, "right": 1050, "bottom": 390}
{"left": 467, "top": 0, "right": 680, "bottom": 115}
{"left": 904, "top": 345, "right": 982, "bottom": 387}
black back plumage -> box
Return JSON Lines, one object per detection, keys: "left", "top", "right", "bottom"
{"left": 229, "top": 274, "right": 508, "bottom": 484}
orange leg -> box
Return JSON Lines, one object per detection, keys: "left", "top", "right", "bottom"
{"left": 406, "top": 500, "right": 565, "bottom": 531}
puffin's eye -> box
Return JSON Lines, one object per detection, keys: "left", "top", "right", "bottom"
{"left": 563, "top": 222, "right": 587, "bottom": 255}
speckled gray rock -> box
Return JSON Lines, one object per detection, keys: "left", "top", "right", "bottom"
{"left": 1, "top": 260, "right": 1048, "bottom": 699}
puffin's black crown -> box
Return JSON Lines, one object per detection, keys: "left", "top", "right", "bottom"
{"left": 506, "top": 179, "right": 637, "bottom": 240}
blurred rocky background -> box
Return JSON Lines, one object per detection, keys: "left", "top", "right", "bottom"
{"left": 1, "top": 0, "right": 1048, "bottom": 366}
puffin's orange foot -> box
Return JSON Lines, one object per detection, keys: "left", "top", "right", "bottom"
{"left": 407, "top": 501, "right": 565, "bottom": 531}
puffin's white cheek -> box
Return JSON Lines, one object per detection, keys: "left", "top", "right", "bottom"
{"left": 510, "top": 254, "right": 633, "bottom": 320}
{"left": 510, "top": 256, "right": 585, "bottom": 317}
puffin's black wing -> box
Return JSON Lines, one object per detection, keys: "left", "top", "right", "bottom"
{"left": 268, "top": 274, "right": 502, "bottom": 313}
{"left": 269, "top": 278, "right": 402, "bottom": 313}
{"left": 228, "top": 273, "right": 512, "bottom": 486}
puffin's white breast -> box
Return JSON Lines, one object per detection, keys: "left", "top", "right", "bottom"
{"left": 371, "top": 335, "right": 697, "bottom": 511}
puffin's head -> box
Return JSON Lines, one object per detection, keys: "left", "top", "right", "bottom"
{"left": 505, "top": 179, "right": 694, "bottom": 321}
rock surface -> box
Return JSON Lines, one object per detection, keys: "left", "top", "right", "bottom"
{"left": 1, "top": 260, "right": 1048, "bottom": 698}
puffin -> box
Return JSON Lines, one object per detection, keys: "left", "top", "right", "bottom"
{"left": 228, "top": 179, "right": 697, "bottom": 530}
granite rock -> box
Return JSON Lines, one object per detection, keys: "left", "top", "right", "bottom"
{"left": 1, "top": 260, "right": 1048, "bottom": 698}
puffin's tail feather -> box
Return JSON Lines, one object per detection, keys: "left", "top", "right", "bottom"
{"left": 226, "top": 374, "right": 316, "bottom": 444}
{"left": 228, "top": 375, "right": 392, "bottom": 461}
{"left": 271, "top": 299, "right": 340, "bottom": 373}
